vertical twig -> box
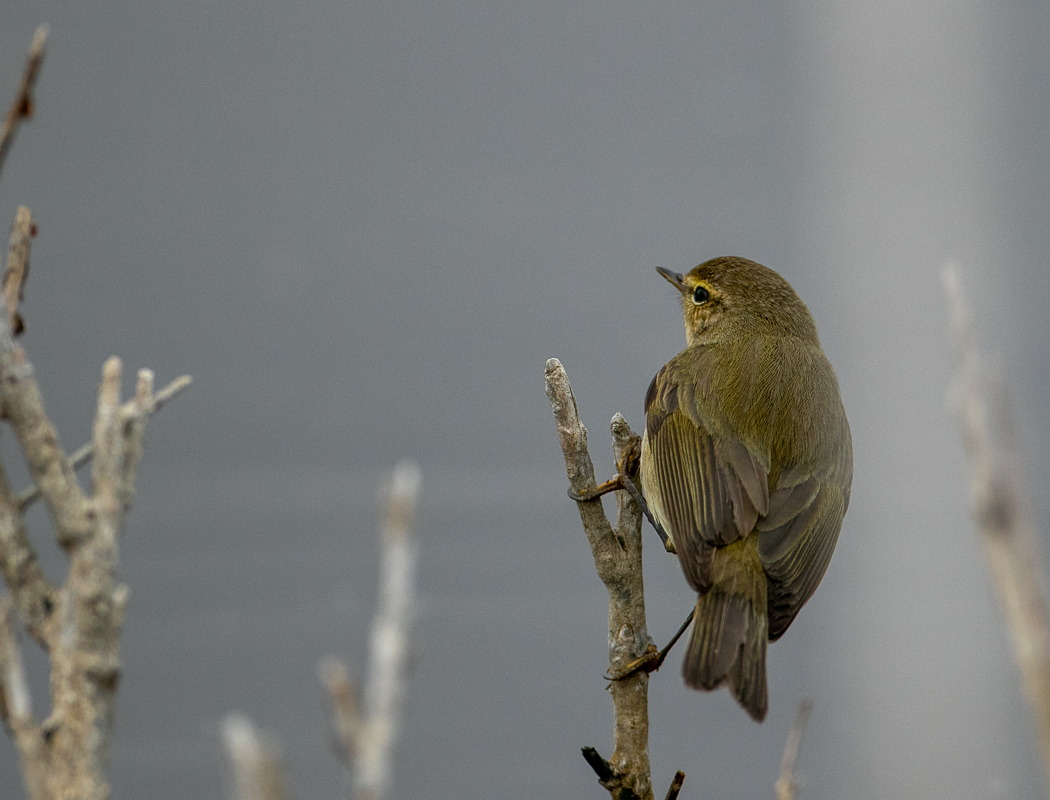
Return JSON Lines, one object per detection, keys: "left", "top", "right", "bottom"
{"left": 943, "top": 262, "right": 1050, "bottom": 793}
{"left": 663, "top": 771, "right": 685, "bottom": 800}
{"left": 222, "top": 715, "right": 286, "bottom": 800}
{"left": 775, "top": 698, "right": 814, "bottom": 800}
{"left": 545, "top": 358, "right": 655, "bottom": 800}
{"left": 319, "top": 656, "right": 362, "bottom": 767}
{"left": 0, "top": 459, "right": 55, "bottom": 646}
{"left": 0, "top": 298, "right": 94, "bottom": 547}
{"left": 0, "top": 596, "right": 47, "bottom": 800}
{"left": 0, "top": 25, "right": 47, "bottom": 182}
{"left": 4, "top": 205, "right": 34, "bottom": 335}
{"left": 321, "top": 461, "right": 421, "bottom": 800}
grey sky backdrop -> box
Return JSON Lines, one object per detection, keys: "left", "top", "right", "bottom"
{"left": 1, "top": 1, "right": 1049, "bottom": 799}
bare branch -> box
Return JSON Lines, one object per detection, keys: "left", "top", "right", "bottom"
{"left": 319, "top": 656, "right": 363, "bottom": 765}
{"left": 0, "top": 463, "right": 55, "bottom": 645}
{"left": 15, "top": 374, "right": 193, "bottom": 511}
{"left": 0, "top": 316, "right": 93, "bottom": 547}
{"left": 0, "top": 596, "right": 47, "bottom": 800}
{"left": 663, "top": 771, "right": 685, "bottom": 800}
{"left": 0, "top": 596, "right": 33, "bottom": 725}
{"left": 775, "top": 698, "right": 814, "bottom": 800}
{"left": 354, "top": 460, "right": 421, "bottom": 800}
{"left": 545, "top": 358, "right": 655, "bottom": 800}
{"left": 544, "top": 359, "right": 623, "bottom": 580}
{"left": 943, "top": 262, "right": 1050, "bottom": 791}
{"left": 320, "top": 462, "right": 421, "bottom": 800}
{"left": 222, "top": 714, "right": 286, "bottom": 800}
{"left": 0, "top": 25, "right": 47, "bottom": 184}
{"left": 0, "top": 28, "right": 192, "bottom": 798}
{"left": 4, "top": 205, "right": 33, "bottom": 336}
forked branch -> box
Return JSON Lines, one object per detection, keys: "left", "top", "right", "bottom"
{"left": 545, "top": 357, "right": 663, "bottom": 800}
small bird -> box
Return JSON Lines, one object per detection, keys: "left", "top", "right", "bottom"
{"left": 641, "top": 256, "right": 852, "bottom": 721}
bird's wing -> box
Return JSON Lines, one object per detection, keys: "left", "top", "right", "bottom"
{"left": 754, "top": 355, "right": 853, "bottom": 639}
{"left": 645, "top": 367, "right": 770, "bottom": 593}
{"left": 757, "top": 473, "right": 849, "bottom": 640}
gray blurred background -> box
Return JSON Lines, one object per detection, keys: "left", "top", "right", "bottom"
{"left": 1, "top": 1, "right": 1048, "bottom": 798}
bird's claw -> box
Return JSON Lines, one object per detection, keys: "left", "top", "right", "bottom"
{"left": 605, "top": 644, "right": 664, "bottom": 682}
{"left": 568, "top": 476, "right": 625, "bottom": 502}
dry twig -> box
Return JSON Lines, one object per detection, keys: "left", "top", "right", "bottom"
{"left": 545, "top": 357, "right": 655, "bottom": 800}
{"left": 944, "top": 262, "right": 1050, "bottom": 792}
{"left": 320, "top": 460, "right": 421, "bottom": 800}
{"left": 222, "top": 715, "right": 286, "bottom": 800}
{"left": 663, "top": 770, "right": 685, "bottom": 800}
{"left": 15, "top": 373, "right": 193, "bottom": 510}
{"left": 775, "top": 698, "right": 814, "bottom": 800}
{"left": 0, "top": 27, "right": 191, "bottom": 800}
{"left": 4, "top": 205, "right": 34, "bottom": 335}
{"left": 0, "top": 25, "right": 47, "bottom": 182}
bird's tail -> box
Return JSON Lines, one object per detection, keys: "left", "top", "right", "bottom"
{"left": 682, "top": 589, "right": 769, "bottom": 722}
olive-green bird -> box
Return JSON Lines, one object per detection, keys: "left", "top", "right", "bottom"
{"left": 641, "top": 256, "right": 852, "bottom": 722}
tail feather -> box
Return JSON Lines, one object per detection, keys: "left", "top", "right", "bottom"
{"left": 682, "top": 592, "right": 768, "bottom": 721}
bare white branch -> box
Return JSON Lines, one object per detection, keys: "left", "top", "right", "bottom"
{"left": 0, "top": 595, "right": 47, "bottom": 800}
{"left": 944, "top": 261, "right": 1050, "bottom": 791}
{"left": 222, "top": 714, "right": 286, "bottom": 800}
{"left": 775, "top": 698, "right": 814, "bottom": 800}
{"left": 352, "top": 460, "right": 421, "bottom": 800}
{"left": 15, "top": 374, "right": 193, "bottom": 510}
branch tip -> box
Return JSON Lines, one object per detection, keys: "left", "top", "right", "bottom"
{"left": 775, "top": 698, "right": 814, "bottom": 800}
{"left": 663, "top": 771, "right": 685, "bottom": 800}
{"left": 0, "top": 25, "right": 49, "bottom": 182}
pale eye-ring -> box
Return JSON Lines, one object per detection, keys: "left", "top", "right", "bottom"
{"left": 692, "top": 285, "right": 710, "bottom": 304}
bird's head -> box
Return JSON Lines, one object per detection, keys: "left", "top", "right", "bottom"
{"left": 656, "top": 256, "right": 819, "bottom": 347}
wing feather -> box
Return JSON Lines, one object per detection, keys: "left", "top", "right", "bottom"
{"left": 646, "top": 410, "right": 768, "bottom": 592}
{"left": 760, "top": 484, "right": 847, "bottom": 639}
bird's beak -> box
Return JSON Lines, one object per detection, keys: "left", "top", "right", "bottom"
{"left": 655, "top": 267, "right": 686, "bottom": 292}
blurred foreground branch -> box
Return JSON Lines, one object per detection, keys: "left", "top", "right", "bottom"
{"left": 545, "top": 357, "right": 664, "bottom": 800}
{"left": 224, "top": 462, "right": 421, "bottom": 800}
{"left": 222, "top": 715, "right": 286, "bottom": 800}
{"left": 775, "top": 698, "right": 813, "bottom": 800}
{"left": 323, "top": 461, "right": 421, "bottom": 800}
{"left": 944, "top": 262, "right": 1050, "bottom": 793}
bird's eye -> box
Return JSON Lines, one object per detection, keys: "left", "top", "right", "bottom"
{"left": 692, "top": 285, "right": 710, "bottom": 305}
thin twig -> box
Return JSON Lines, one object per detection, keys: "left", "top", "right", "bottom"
{"left": 0, "top": 595, "right": 32, "bottom": 727}
{"left": 943, "top": 262, "right": 1050, "bottom": 793}
{"left": 545, "top": 358, "right": 655, "bottom": 800}
{"left": 775, "top": 698, "right": 814, "bottom": 800}
{"left": 0, "top": 596, "right": 47, "bottom": 800}
{"left": 319, "top": 656, "right": 362, "bottom": 764}
{"left": 581, "top": 746, "right": 617, "bottom": 784}
{"left": 4, "top": 205, "right": 33, "bottom": 335}
{"left": 15, "top": 374, "right": 193, "bottom": 510}
{"left": 0, "top": 25, "right": 47, "bottom": 184}
{"left": 0, "top": 460, "right": 55, "bottom": 645}
{"left": 222, "top": 714, "right": 286, "bottom": 800}
{"left": 0, "top": 312, "right": 93, "bottom": 546}
{"left": 663, "top": 771, "right": 685, "bottom": 800}
{"left": 321, "top": 461, "right": 421, "bottom": 800}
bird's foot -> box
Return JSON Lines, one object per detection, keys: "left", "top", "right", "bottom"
{"left": 567, "top": 475, "right": 624, "bottom": 502}
{"left": 606, "top": 643, "right": 665, "bottom": 681}
{"left": 606, "top": 607, "right": 696, "bottom": 682}
{"left": 568, "top": 473, "right": 676, "bottom": 554}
